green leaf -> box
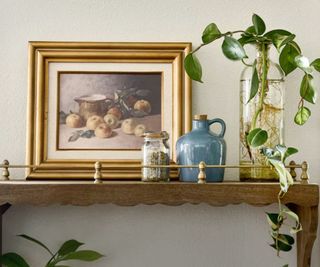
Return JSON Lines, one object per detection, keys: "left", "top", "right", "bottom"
{"left": 279, "top": 43, "right": 300, "bottom": 75}
{"left": 222, "top": 36, "right": 247, "bottom": 61}
{"left": 300, "top": 73, "right": 317, "bottom": 104}
{"left": 288, "top": 41, "right": 302, "bottom": 54}
{"left": 275, "top": 144, "right": 287, "bottom": 159}
{"left": 62, "top": 250, "right": 104, "bottom": 262}
{"left": 295, "top": 55, "right": 313, "bottom": 73}
{"left": 18, "top": 234, "right": 54, "bottom": 256}
{"left": 311, "top": 58, "right": 320, "bottom": 72}
{"left": 202, "top": 23, "right": 221, "bottom": 44}
{"left": 282, "top": 208, "right": 302, "bottom": 234}
{"left": 266, "top": 213, "right": 281, "bottom": 230}
{"left": 272, "top": 234, "right": 295, "bottom": 246}
{"left": 270, "top": 241, "right": 292, "bottom": 252}
{"left": 58, "top": 239, "right": 84, "bottom": 256}
{"left": 272, "top": 34, "right": 295, "bottom": 52}
{"left": 0, "top": 253, "right": 30, "bottom": 267}
{"left": 244, "top": 25, "right": 256, "bottom": 36}
{"left": 184, "top": 53, "right": 203, "bottom": 82}
{"left": 294, "top": 106, "right": 311, "bottom": 125}
{"left": 270, "top": 234, "right": 294, "bottom": 252}
{"left": 238, "top": 36, "right": 256, "bottom": 46}
{"left": 247, "top": 128, "right": 268, "bottom": 147}
{"left": 274, "top": 145, "right": 298, "bottom": 162}
{"left": 252, "top": 14, "right": 266, "bottom": 35}
{"left": 283, "top": 208, "right": 299, "bottom": 224}
{"left": 264, "top": 29, "right": 291, "bottom": 39}
{"left": 247, "top": 62, "right": 259, "bottom": 103}
{"left": 284, "top": 147, "right": 298, "bottom": 161}
{"left": 268, "top": 159, "right": 293, "bottom": 192}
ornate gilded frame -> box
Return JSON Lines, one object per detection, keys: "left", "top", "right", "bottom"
{"left": 26, "top": 42, "right": 192, "bottom": 179}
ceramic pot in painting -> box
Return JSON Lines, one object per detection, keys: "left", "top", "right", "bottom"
{"left": 176, "top": 114, "right": 226, "bottom": 182}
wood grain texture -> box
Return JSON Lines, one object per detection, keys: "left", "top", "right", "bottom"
{"left": 292, "top": 205, "right": 319, "bottom": 267}
{"left": 0, "top": 203, "right": 11, "bottom": 253}
{"left": 0, "top": 181, "right": 318, "bottom": 265}
{"left": 0, "top": 181, "right": 318, "bottom": 207}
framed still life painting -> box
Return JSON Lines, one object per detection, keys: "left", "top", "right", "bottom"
{"left": 26, "top": 42, "right": 191, "bottom": 179}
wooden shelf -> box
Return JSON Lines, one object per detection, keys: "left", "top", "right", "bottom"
{"left": 0, "top": 181, "right": 318, "bottom": 207}
{"left": 0, "top": 181, "right": 318, "bottom": 267}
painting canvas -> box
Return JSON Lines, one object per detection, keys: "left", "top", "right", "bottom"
{"left": 58, "top": 72, "right": 162, "bottom": 150}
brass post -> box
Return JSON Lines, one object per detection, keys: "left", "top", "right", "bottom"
{"left": 197, "top": 161, "right": 206, "bottom": 184}
{"left": 94, "top": 161, "right": 103, "bottom": 184}
{"left": 300, "top": 161, "right": 309, "bottom": 184}
{"left": 1, "top": 160, "right": 9, "bottom": 181}
{"left": 289, "top": 160, "right": 297, "bottom": 180}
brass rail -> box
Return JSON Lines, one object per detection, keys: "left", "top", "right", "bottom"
{"left": 1, "top": 159, "right": 309, "bottom": 184}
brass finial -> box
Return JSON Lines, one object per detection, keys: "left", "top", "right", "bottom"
{"left": 300, "top": 161, "right": 309, "bottom": 184}
{"left": 197, "top": 161, "right": 206, "bottom": 184}
{"left": 94, "top": 161, "right": 103, "bottom": 184}
{"left": 289, "top": 160, "right": 297, "bottom": 180}
{"left": 1, "top": 159, "right": 10, "bottom": 180}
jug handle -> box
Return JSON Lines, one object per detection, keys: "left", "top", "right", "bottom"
{"left": 208, "top": 118, "right": 226, "bottom": 137}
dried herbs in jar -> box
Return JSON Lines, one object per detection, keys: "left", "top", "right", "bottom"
{"left": 142, "top": 131, "right": 170, "bottom": 182}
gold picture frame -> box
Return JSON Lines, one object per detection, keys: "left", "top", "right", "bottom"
{"left": 26, "top": 42, "right": 192, "bottom": 179}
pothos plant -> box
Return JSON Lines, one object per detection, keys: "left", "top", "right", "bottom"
{"left": 0, "top": 234, "right": 104, "bottom": 267}
{"left": 184, "top": 14, "right": 318, "bottom": 263}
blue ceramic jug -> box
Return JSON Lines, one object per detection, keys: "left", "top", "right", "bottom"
{"left": 176, "top": 114, "right": 226, "bottom": 182}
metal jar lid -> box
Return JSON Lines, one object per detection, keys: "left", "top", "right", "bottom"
{"left": 143, "top": 131, "right": 169, "bottom": 139}
{"left": 193, "top": 114, "right": 207, "bottom": 120}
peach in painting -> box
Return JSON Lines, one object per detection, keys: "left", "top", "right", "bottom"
{"left": 107, "top": 107, "right": 123, "bottom": 120}
{"left": 103, "top": 114, "right": 119, "bottom": 129}
{"left": 134, "top": 124, "right": 147, "bottom": 137}
{"left": 94, "top": 123, "right": 113, "bottom": 138}
{"left": 134, "top": 100, "right": 151, "bottom": 114}
{"left": 66, "top": 113, "right": 83, "bottom": 128}
{"left": 121, "top": 118, "right": 137, "bottom": 135}
{"left": 86, "top": 115, "right": 104, "bottom": 130}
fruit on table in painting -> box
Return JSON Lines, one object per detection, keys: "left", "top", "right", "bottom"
{"left": 94, "top": 123, "right": 113, "bottom": 138}
{"left": 107, "top": 106, "right": 123, "bottom": 120}
{"left": 134, "top": 124, "right": 147, "bottom": 137}
{"left": 121, "top": 118, "right": 137, "bottom": 134}
{"left": 103, "top": 114, "right": 119, "bottom": 129}
{"left": 86, "top": 115, "right": 105, "bottom": 130}
{"left": 134, "top": 99, "right": 151, "bottom": 114}
{"left": 65, "top": 113, "right": 83, "bottom": 128}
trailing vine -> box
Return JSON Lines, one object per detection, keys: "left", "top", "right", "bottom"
{"left": 184, "top": 14, "right": 318, "bottom": 265}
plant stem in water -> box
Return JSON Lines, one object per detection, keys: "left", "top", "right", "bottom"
{"left": 251, "top": 43, "right": 268, "bottom": 130}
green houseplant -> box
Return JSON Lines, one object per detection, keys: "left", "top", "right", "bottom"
{"left": 184, "top": 14, "right": 318, "bottom": 263}
{"left": 0, "top": 234, "right": 104, "bottom": 267}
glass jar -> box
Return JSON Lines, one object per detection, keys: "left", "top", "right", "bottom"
{"left": 142, "top": 131, "right": 170, "bottom": 182}
{"left": 239, "top": 43, "right": 285, "bottom": 181}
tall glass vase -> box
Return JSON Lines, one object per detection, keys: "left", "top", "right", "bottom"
{"left": 240, "top": 44, "right": 285, "bottom": 181}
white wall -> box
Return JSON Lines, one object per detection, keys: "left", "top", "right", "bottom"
{"left": 1, "top": 0, "right": 320, "bottom": 266}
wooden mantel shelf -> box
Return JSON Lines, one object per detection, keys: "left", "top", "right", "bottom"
{"left": 0, "top": 181, "right": 318, "bottom": 267}
{"left": 0, "top": 181, "right": 318, "bottom": 207}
